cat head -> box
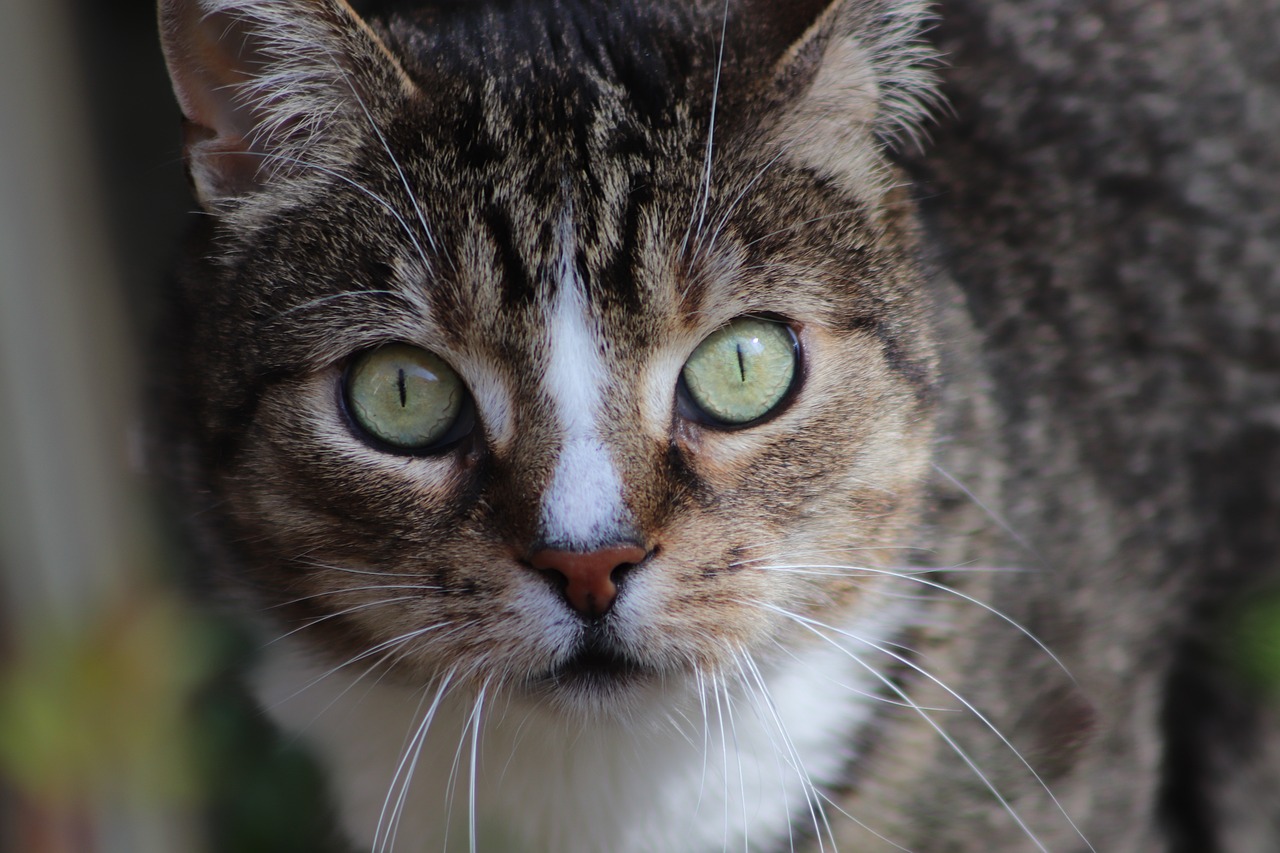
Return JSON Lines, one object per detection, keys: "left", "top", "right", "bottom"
{"left": 156, "top": 0, "right": 940, "bottom": 717}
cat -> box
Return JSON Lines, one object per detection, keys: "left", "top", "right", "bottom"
{"left": 152, "top": 0, "right": 1280, "bottom": 850}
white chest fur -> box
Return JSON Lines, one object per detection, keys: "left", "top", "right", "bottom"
{"left": 254, "top": 601, "right": 913, "bottom": 853}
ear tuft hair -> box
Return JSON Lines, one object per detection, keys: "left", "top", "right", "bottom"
{"left": 159, "top": 0, "right": 414, "bottom": 207}
{"left": 848, "top": 0, "right": 944, "bottom": 150}
{"left": 758, "top": 0, "right": 941, "bottom": 201}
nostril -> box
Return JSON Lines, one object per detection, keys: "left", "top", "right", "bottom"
{"left": 527, "top": 544, "right": 649, "bottom": 618}
{"left": 536, "top": 564, "right": 570, "bottom": 594}
{"left": 609, "top": 561, "right": 634, "bottom": 586}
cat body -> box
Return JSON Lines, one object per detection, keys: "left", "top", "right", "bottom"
{"left": 154, "top": 0, "right": 1280, "bottom": 850}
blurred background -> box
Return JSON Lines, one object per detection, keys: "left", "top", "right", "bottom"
{"left": 1, "top": 2, "right": 1277, "bottom": 853}
{"left": 0, "top": 1, "right": 336, "bottom": 850}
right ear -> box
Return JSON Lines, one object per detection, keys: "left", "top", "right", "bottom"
{"left": 734, "top": 0, "right": 938, "bottom": 202}
{"left": 158, "top": 0, "right": 416, "bottom": 208}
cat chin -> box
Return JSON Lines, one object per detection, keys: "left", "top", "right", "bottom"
{"left": 253, "top": 597, "right": 921, "bottom": 852}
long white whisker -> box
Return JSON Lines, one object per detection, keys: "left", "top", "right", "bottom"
{"left": 710, "top": 669, "right": 732, "bottom": 849}
{"left": 682, "top": 0, "right": 731, "bottom": 260}
{"left": 269, "top": 584, "right": 441, "bottom": 609}
{"left": 718, "top": 656, "right": 749, "bottom": 853}
{"left": 829, "top": 625, "right": 1093, "bottom": 852}
{"left": 468, "top": 680, "right": 489, "bottom": 853}
{"left": 220, "top": 148, "right": 434, "bottom": 273}
{"left": 694, "top": 668, "right": 712, "bottom": 819}
{"left": 728, "top": 649, "right": 797, "bottom": 853}
{"left": 377, "top": 686, "right": 433, "bottom": 853}
{"left": 762, "top": 634, "right": 951, "bottom": 713}
{"left": 264, "top": 595, "right": 419, "bottom": 644}
{"left": 760, "top": 561, "right": 1074, "bottom": 682}
{"left": 734, "top": 650, "right": 840, "bottom": 853}
{"left": 327, "top": 54, "right": 446, "bottom": 267}
{"left": 271, "top": 289, "right": 400, "bottom": 320}
{"left": 443, "top": 676, "right": 490, "bottom": 851}
{"left": 933, "top": 463, "right": 1047, "bottom": 566}
{"left": 291, "top": 561, "right": 414, "bottom": 578}
{"left": 741, "top": 208, "right": 877, "bottom": 250}
{"left": 770, "top": 605, "right": 1093, "bottom": 853}
{"left": 375, "top": 670, "right": 455, "bottom": 853}
{"left": 267, "top": 621, "right": 454, "bottom": 710}
{"left": 695, "top": 141, "right": 797, "bottom": 263}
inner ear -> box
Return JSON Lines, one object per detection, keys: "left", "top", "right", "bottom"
{"left": 162, "top": 7, "right": 273, "bottom": 148}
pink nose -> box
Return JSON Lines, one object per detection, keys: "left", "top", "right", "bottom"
{"left": 528, "top": 545, "right": 648, "bottom": 617}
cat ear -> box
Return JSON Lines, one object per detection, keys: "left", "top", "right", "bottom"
{"left": 158, "top": 0, "right": 416, "bottom": 207}
{"left": 746, "top": 0, "right": 939, "bottom": 190}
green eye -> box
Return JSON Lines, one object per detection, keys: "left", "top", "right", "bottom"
{"left": 344, "top": 344, "right": 469, "bottom": 451}
{"left": 680, "top": 317, "right": 799, "bottom": 426}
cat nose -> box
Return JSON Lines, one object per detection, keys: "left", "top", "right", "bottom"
{"left": 528, "top": 544, "right": 648, "bottom": 618}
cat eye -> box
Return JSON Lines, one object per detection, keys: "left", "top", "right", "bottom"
{"left": 343, "top": 344, "right": 472, "bottom": 452}
{"left": 679, "top": 317, "right": 799, "bottom": 427}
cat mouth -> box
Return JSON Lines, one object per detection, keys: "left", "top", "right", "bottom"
{"left": 531, "top": 635, "right": 652, "bottom": 693}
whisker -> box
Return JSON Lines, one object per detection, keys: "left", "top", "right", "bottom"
{"left": 267, "top": 620, "right": 455, "bottom": 711}
{"left": 933, "top": 462, "right": 1048, "bottom": 567}
{"left": 736, "top": 647, "right": 849, "bottom": 853}
{"left": 263, "top": 595, "right": 419, "bottom": 644}
{"left": 216, "top": 148, "right": 434, "bottom": 274}
{"left": 770, "top": 605, "right": 1094, "bottom": 853}
{"left": 268, "top": 583, "right": 441, "bottom": 609}
{"left": 710, "top": 668, "right": 733, "bottom": 850}
{"left": 327, "top": 53, "right": 448, "bottom": 269}
{"left": 442, "top": 677, "right": 490, "bottom": 853}
{"left": 376, "top": 670, "right": 455, "bottom": 853}
{"left": 763, "top": 635, "right": 953, "bottom": 713}
{"left": 271, "top": 289, "right": 400, "bottom": 321}
{"left": 760, "top": 562, "right": 1074, "bottom": 682}
{"left": 717, "top": 657, "right": 749, "bottom": 853}
{"left": 468, "top": 679, "right": 489, "bottom": 853}
{"left": 728, "top": 649, "right": 799, "bottom": 853}
{"left": 812, "top": 787, "right": 915, "bottom": 853}
{"left": 376, "top": 685, "right": 433, "bottom": 853}
{"left": 695, "top": 140, "right": 798, "bottom": 263}
{"left": 741, "top": 207, "right": 883, "bottom": 250}
{"left": 290, "top": 561, "right": 412, "bottom": 578}
{"left": 682, "top": 0, "right": 731, "bottom": 261}
{"left": 693, "top": 668, "right": 713, "bottom": 820}
{"left": 843, "top": 631, "right": 1093, "bottom": 852}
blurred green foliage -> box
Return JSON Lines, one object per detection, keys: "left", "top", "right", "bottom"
{"left": 0, "top": 592, "right": 213, "bottom": 806}
{"left": 1233, "top": 591, "right": 1280, "bottom": 694}
{"left": 0, "top": 590, "right": 341, "bottom": 852}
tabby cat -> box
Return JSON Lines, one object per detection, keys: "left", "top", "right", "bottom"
{"left": 153, "top": 0, "right": 1280, "bottom": 850}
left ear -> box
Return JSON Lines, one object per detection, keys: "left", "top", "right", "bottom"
{"left": 158, "top": 0, "right": 417, "bottom": 208}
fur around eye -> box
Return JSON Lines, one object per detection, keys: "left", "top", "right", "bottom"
{"left": 679, "top": 318, "right": 800, "bottom": 427}
{"left": 343, "top": 344, "right": 472, "bottom": 452}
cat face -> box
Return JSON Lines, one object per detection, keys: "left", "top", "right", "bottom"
{"left": 158, "top": 0, "right": 939, "bottom": 717}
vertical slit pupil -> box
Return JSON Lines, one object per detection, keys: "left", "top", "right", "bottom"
{"left": 397, "top": 367, "right": 407, "bottom": 407}
{"left": 736, "top": 342, "right": 747, "bottom": 382}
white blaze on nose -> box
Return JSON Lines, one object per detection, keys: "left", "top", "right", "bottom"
{"left": 539, "top": 225, "right": 628, "bottom": 549}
